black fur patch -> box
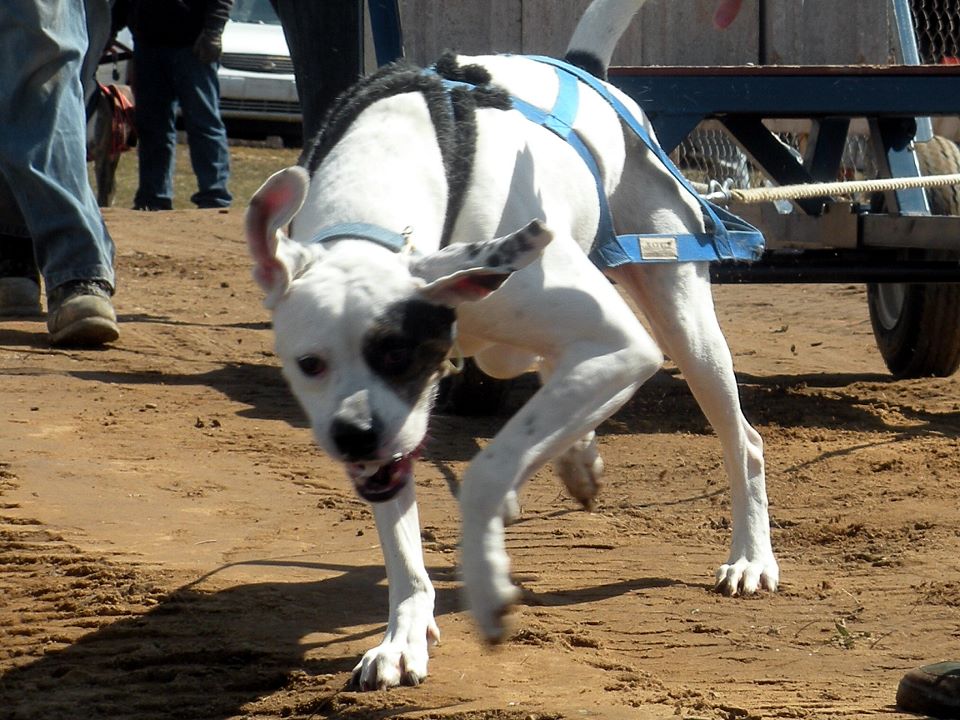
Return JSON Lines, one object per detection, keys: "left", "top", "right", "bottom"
{"left": 483, "top": 225, "right": 537, "bottom": 268}
{"left": 431, "top": 53, "right": 511, "bottom": 247}
{"left": 434, "top": 53, "right": 493, "bottom": 87}
{"left": 362, "top": 299, "right": 456, "bottom": 403}
{"left": 303, "top": 61, "right": 454, "bottom": 177}
{"left": 302, "top": 54, "right": 515, "bottom": 250}
{"left": 441, "top": 85, "right": 478, "bottom": 247}
{"left": 432, "top": 51, "right": 512, "bottom": 111}
{"left": 564, "top": 50, "right": 607, "bottom": 80}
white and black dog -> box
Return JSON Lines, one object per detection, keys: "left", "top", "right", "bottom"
{"left": 246, "top": 0, "right": 778, "bottom": 690}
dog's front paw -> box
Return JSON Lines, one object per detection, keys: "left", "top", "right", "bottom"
{"left": 462, "top": 517, "right": 521, "bottom": 642}
{"left": 350, "top": 617, "right": 440, "bottom": 691}
{"left": 555, "top": 431, "right": 603, "bottom": 509}
{"left": 715, "top": 550, "right": 780, "bottom": 596}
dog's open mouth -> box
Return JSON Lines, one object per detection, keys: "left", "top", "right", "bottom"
{"left": 346, "top": 453, "right": 416, "bottom": 502}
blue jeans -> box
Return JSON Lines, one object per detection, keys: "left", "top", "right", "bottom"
{"left": 0, "top": 0, "right": 116, "bottom": 291}
{"left": 133, "top": 43, "right": 232, "bottom": 209}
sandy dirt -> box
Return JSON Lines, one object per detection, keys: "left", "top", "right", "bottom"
{"left": 1, "top": 206, "right": 958, "bottom": 720}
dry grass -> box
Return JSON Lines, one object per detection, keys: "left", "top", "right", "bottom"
{"left": 98, "top": 140, "right": 301, "bottom": 211}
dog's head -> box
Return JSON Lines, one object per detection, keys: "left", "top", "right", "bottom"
{"left": 246, "top": 166, "right": 553, "bottom": 502}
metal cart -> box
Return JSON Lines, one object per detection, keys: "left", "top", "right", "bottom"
{"left": 608, "top": 0, "right": 960, "bottom": 378}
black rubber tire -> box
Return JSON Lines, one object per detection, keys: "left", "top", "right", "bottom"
{"left": 867, "top": 135, "right": 960, "bottom": 378}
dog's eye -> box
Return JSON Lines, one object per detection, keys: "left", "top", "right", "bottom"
{"left": 373, "top": 340, "right": 414, "bottom": 378}
{"left": 296, "top": 355, "right": 327, "bottom": 377}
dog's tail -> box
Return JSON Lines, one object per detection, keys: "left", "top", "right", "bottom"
{"left": 564, "top": 0, "right": 649, "bottom": 79}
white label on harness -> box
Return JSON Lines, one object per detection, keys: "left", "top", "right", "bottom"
{"left": 640, "top": 237, "right": 678, "bottom": 261}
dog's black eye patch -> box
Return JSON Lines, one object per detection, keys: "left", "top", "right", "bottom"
{"left": 363, "top": 299, "right": 456, "bottom": 400}
{"left": 369, "top": 336, "right": 417, "bottom": 378}
{"left": 297, "top": 354, "right": 328, "bottom": 377}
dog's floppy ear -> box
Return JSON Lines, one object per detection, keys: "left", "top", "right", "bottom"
{"left": 246, "top": 166, "right": 311, "bottom": 307}
{"left": 413, "top": 220, "right": 553, "bottom": 307}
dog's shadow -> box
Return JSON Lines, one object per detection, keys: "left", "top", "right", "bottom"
{"left": 482, "top": 367, "right": 960, "bottom": 439}
{"left": 0, "top": 561, "right": 441, "bottom": 719}
{"left": 433, "top": 367, "right": 960, "bottom": 468}
{"left": 517, "top": 575, "right": 688, "bottom": 609}
{"left": 0, "top": 557, "right": 673, "bottom": 718}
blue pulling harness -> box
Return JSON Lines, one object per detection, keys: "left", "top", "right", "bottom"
{"left": 309, "top": 55, "right": 764, "bottom": 266}
{"left": 500, "top": 55, "right": 764, "bottom": 268}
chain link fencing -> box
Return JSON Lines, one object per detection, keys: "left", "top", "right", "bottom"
{"left": 912, "top": 0, "right": 960, "bottom": 63}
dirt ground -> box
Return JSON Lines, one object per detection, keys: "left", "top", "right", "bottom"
{"left": 1, "top": 206, "right": 959, "bottom": 720}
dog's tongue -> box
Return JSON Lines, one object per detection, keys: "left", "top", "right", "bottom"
{"left": 349, "top": 455, "right": 413, "bottom": 502}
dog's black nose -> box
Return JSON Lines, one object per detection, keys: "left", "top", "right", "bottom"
{"left": 331, "top": 417, "right": 382, "bottom": 460}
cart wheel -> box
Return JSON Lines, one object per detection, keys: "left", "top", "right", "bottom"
{"left": 436, "top": 358, "right": 514, "bottom": 416}
{"left": 867, "top": 135, "right": 960, "bottom": 378}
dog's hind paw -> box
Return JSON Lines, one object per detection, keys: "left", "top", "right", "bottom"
{"left": 714, "top": 554, "right": 780, "bottom": 596}
{"left": 555, "top": 431, "right": 603, "bottom": 509}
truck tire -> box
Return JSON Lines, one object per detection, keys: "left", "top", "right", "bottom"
{"left": 867, "top": 135, "right": 960, "bottom": 377}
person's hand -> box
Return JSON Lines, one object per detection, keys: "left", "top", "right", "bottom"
{"left": 193, "top": 30, "right": 223, "bottom": 64}
{"left": 713, "top": 0, "right": 743, "bottom": 29}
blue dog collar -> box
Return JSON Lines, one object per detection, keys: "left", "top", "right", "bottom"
{"left": 308, "top": 222, "right": 415, "bottom": 254}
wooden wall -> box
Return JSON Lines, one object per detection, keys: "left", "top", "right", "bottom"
{"left": 762, "top": 0, "right": 896, "bottom": 65}
{"left": 366, "top": 0, "right": 900, "bottom": 69}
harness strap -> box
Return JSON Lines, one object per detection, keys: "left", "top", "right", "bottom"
{"left": 318, "top": 56, "right": 762, "bottom": 268}
{"left": 507, "top": 71, "right": 618, "bottom": 257}
{"left": 521, "top": 55, "right": 764, "bottom": 266}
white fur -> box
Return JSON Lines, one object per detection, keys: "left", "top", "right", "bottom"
{"left": 246, "top": 0, "right": 778, "bottom": 690}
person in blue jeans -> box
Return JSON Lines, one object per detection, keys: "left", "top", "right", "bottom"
{"left": 127, "top": 0, "right": 233, "bottom": 211}
{"left": 270, "top": 0, "right": 403, "bottom": 151}
{"left": 0, "top": 0, "right": 120, "bottom": 346}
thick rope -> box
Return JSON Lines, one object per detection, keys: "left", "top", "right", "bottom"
{"left": 701, "top": 172, "right": 960, "bottom": 205}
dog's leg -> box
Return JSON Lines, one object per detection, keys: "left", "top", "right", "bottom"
{"left": 459, "top": 320, "right": 663, "bottom": 640}
{"left": 531, "top": 359, "right": 605, "bottom": 509}
{"left": 351, "top": 480, "right": 438, "bottom": 690}
{"left": 608, "top": 261, "right": 779, "bottom": 595}
{"left": 553, "top": 430, "right": 604, "bottom": 509}
{"left": 471, "top": 345, "right": 543, "bottom": 524}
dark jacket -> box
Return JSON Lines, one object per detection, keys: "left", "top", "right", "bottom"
{"left": 127, "top": 0, "right": 233, "bottom": 48}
